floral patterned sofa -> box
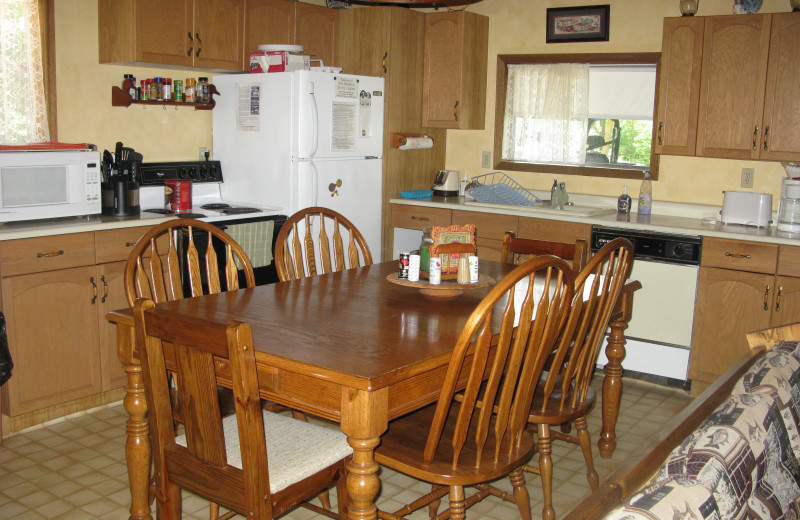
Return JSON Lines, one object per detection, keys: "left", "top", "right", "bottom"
{"left": 565, "top": 322, "right": 800, "bottom": 520}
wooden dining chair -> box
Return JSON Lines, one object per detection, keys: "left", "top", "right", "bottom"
{"left": 374, "top": 256, "right": 575, "bottom": 520}
{"left": 124, "top": 218, "right": 256, "bottom": 305}
{"left": 274, "top": 207, "right": 372, "bottom": 281}
{"left": 133, "top": 299, "right": 352, "bottom": 520}
{"left": 523, "top": 237, "right": 633, "bottom": 520}
{"left": 501, "top": 231, "right": 589, "bottom": 275}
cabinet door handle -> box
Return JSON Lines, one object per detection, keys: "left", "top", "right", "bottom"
{"left": 724, "top": 251, "right": 751, "bottom": 259}
{"left": 752, "top": 126, "right": 759, "bottom": 151}
{"left": 657, "top": 122, "right": 664, "bottom": 145}
{"left": 125, "top": 241, "right": 137, "bottom": 247}
{"left": 453, "top": 100, "right": 460, "bottom": 121}
{"left": 187, "top": 32, "right": 193, "bottom": 57}
{"left": 90, "top": 276, "right": 98, "bottom": 305}
{"left": 100, "top": 275, "right": 109, "bottom": 304}
{"left": 195, "top": 33, "right": 202, "bottom": 58}
{"left": 775, "top": 285, "right": 783, "bottom": 312}
{"left": 36, "top": 249, "right": 64, "bottom": 258}
{"left": 410, "top": 216, "right": 430, "bottom": 222}
{"left": 763, "top": 126, "right": 770, "bottom": 152}
{"left": 763, "top": 284, "right": 770, "bottom": 311}
{"left": 381, "top": 52, "right": 388, "bottom": 75}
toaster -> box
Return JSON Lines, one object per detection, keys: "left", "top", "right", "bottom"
{"left": 720, "top": 191, "right": 773, "bottom": 227}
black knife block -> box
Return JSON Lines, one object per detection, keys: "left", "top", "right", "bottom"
{"left": 102, "top": 178, "right": 140, "bottom": 217}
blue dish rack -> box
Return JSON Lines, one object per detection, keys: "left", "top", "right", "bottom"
{"left": 466, "top": 173, "right": 542, "bottom": 207}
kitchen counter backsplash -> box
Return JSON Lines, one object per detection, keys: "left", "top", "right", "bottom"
{"left": 391, "top": 193, "right": 800, "bottom": 246}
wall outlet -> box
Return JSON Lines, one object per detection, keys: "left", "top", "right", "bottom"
{"left": 741, "top": 167, "right": 755, "bottom": 188}
{"left": 199, "top": 146, "right": 208, "bottom": 161}
{"left": 481, "top": 151, "right": 491, "bottom": 169}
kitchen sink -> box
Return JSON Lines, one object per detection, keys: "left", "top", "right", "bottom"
{"left": 464, "top": 201, "right": 617, "bottom": 218}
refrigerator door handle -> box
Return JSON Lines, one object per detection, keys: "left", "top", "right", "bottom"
{"left": 308, "top": 83, "right": 319, "bottom": 158}
{"left": 309, "top": 161, "right": 319, "bottom": 206}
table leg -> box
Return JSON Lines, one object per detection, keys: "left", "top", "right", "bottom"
{"left": 599, "top": 317, "right": 627, "bottom": 459}
{"left": 341, "top": 388, "right": 388, "bottom": 520}
{"left": 118, "top": 326, "right": 152, "bottom": 520}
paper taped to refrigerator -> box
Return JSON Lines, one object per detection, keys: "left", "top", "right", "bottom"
{"left": 236, "top": 83, "right": 261, "bottom": 132}
{"left": 331, "top": 102, "right": 356, "bottom": 153}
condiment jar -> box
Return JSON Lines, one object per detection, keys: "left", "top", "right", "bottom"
{"left": 198, "top": 77, "right": 209, "bottom": 103}
{"left": 185, "top": 78, "right": 196, "bottom": 102}
{"left": 162, "top": 78, "right": 172, "bottom": 101}
{"left": 456, "top": 255, "right": 470, "bottom": 284}
{"left": 173, "top": 79, "right": 183, "bottom": 102}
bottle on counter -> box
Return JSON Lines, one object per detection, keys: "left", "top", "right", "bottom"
{"left": 618, "top": 186, "right": 632, "bottom": 214}
{"left": 550, "top": 179, "right": 558, "bottom": 207}
{"left": 638, "top": 171, "right": 652, "bottom": 215}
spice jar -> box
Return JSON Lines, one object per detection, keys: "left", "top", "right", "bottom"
{"left": 185, "top": 78, "right": 196, "bottom": 102}
{"left": 150, "top": 77, "right": 161, "bottom": 100}
{"left": 198, "top": 77, "right": 209, "bottom": 103}
{"left": 139, "top": 79, "right": 149, "bottom": 101}
{"left": 173, "top": 79, "right": 183, "bottom": 102}
{"left": 162, "top": 78, "right": 172, "bottom": 101}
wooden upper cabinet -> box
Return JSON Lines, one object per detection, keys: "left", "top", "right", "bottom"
{"left": 422, "top": 11, "right": 488, "bottom": 129}
{"left": 760, "top": 13, "right": 800, "bottom": 161}
{"left": 193, "top": 0, "right": 245, "bottom": 71}
{"left": 98, "top": 0, "right": 244, "bottom": 71}
{"left": 696, "top": 14, "right": 772, "bottom": 159}
{"left": 295, "top": 2, "right": 337, "bottom": 69}
{"left": 245, "top": 0, "right": 336, "bottom": 70}
{"left": 655, "top": 16, "right": 704, "bottom": 156}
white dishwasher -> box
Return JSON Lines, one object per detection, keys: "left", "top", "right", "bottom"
{"left": 592, "top": 226, "right": 702, "bottom": 385}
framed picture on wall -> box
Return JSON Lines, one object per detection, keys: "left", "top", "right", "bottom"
{"left": 546, "top": 5, "right": 610, "bottom": 43}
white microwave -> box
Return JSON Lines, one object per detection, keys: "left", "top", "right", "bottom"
{"left": 0, "top": 149, "right": 102, "bottom": 223}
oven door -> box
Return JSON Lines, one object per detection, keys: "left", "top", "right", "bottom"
{"left": 180, "top": 214, "right": 288, "bottom": 289}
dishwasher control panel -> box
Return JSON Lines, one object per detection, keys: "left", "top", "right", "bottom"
{"left": 591, "top": 226, "right": 702, "bottom": 265}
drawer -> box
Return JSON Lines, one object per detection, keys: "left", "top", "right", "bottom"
{"left": 517, "top": 217, "right": 591, "bottom": 243}
{"left": 452, "top": 210, "right": 517, "bottom": 241}
{"left": 778, "top": 244, "right": 800, "bottom": 278}
{"left": 95, "top": 226, "right": 152, "bottom": 264}
{"left": 700, "top": 237, "right": 778, "bottom": 274}
{"left": 0, "top": 233, "right": 96, "bottom": 277}
{"left": 391, "top": 205, "right": 451, "bottom": 230}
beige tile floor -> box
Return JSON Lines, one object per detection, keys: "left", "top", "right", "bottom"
{"left": 0, "top": 375, "right": 692, "bottom": 519}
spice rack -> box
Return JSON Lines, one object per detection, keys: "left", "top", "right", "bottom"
{"left": 111, "top": 79, "right": 218, "bottom": 110}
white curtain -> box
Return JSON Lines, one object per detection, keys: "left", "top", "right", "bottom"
{"left": 502, "top": 63, "right": 589, "bottom": 164}
{"left": 0, "top": 0, "right": 49, "bottom": 143}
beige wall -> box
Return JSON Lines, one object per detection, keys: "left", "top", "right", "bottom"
{"left": 57, "top": 0, "right": 792, "bottom": 205}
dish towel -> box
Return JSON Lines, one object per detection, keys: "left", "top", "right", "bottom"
{"left": 224, "top": 220, "right": 274, "bottom": 269}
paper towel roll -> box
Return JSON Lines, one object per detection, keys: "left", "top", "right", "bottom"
{"left": 399, "top": 136, "right": 434, "bottom": 150}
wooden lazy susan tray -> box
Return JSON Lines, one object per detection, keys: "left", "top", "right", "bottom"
{"left": 385, "top": 272, "right": 496, "bottom": 299}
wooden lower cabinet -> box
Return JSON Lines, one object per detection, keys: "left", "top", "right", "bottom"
{"left": 772, "top": 275, "right": 800, "bottom": 328}
{"left": 517, "top": 217, "right": 592, "bottom": 244}
{"left": 97, "top": 261, "right": 129, "bottom": 391}
{"left": 689, "top": 266, "right": 773, "bottom": 387}
{"left": 1, "top": 266, "right": 103, "bottom": 415}
{"left": 453, "top": 210, "right": 517, "bottom": 262}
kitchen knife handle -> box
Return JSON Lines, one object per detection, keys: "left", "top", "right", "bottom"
{"left": 195, "top": 33, "right": 202, "bottom": 57}
{"left": 90, "top": 276, "right": 98, "bottom": 305}
{"left": 763, "top": 284, "right": 770, "bottom": 311}
{"left": 187, "top": 32, "right": 193, "bottom": 57}
{"left": 775, "top": 286, "right": 783, "bottom": 312}
{"left": 752, "top": 126, "right": 759, "bottom": 151}
{"left": 763, "top": 126, "right": 770, "bottom": 151}
{"left": 657, "top": 122, "right": 663, "bottom": 145}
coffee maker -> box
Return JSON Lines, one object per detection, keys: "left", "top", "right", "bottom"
{"left": 777, "top": 178, "right": 800, "bottom": 233}
{"left": 101, "top": 143, "right": 141, "bottom": 217}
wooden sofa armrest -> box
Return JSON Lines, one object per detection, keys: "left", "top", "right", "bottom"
{"left": 563, "top": 321, "right": 800, "bottom": 520}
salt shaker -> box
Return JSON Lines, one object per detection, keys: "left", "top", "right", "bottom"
{"left": 457, "top": 255, "right": 470, "bottom": 284}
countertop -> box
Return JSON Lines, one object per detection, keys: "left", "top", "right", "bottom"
{"left": 0, "top": 212, "right": 174, "bottom": 241}
{"left": 391, "top": 194, "right": 800, "bottom": 246}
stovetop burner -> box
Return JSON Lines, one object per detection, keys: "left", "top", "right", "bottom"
{"left": 200, "top": 203, "right": 231, "bottom": 210}
{"left": 220, "top": 207, "right": 262, "bottom": 215}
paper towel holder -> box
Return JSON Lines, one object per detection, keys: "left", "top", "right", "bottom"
{"left": 390, "top": 132, "right": 434, "bottom": 149}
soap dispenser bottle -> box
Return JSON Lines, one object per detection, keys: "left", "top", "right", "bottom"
{"left": 550, "top": 179, "right": 559, "bottom": 207}
{"left": 617, "top": 186, "right": 632, "bottom": 214}
{"left": 638, "top": 171, "right": 652, "bottom": 215}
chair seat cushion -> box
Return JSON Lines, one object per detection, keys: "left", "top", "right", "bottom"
{"left": 176, "top": 411, "right": 351, "bottom": 493}
{"left": 375, "top": 402, "right": 536, "bottom": 486}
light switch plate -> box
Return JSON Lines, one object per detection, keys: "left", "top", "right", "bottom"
{"left": 481, "top": 151, "right": 491, "bottom": 169}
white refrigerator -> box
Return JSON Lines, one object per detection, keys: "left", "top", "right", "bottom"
{"left": 212, "top": 70, "right": 385, "bottom": 257}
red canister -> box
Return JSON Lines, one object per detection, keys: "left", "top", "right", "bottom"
{"left": 165, "top": 179, "right": 192, "bottom": 211}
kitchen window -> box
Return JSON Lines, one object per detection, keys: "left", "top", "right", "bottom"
{"left": 494, "top": 53, "right": 661, "bottom": 180}
{"left": 0, "top": 0, "right": 55, "bottom": 143}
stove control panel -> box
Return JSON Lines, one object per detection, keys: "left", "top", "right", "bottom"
{"left": 139, "top": 160, "right": 223, "bottom": 185}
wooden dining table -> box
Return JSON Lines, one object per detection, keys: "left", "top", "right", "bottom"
{"left": 108, "top": 260, "right": 640, "bottom": 520}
